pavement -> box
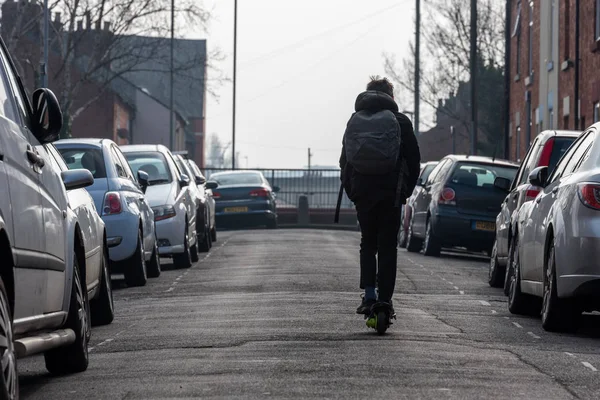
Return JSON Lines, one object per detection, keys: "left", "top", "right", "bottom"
{"left": 17, "top": 229, "right": 600, "bottom": 399}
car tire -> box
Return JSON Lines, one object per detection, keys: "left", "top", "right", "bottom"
{"left": 507, "top": 236, "right": 541, "bottom": 316}
{"left": 266, "top": 218, "right": 278, "bottom": 229}
{"left": 174, "top": 228, "right": 193, "bottom": 269}
{"left": 541, "top": 242, "right": 580, "bottom": 333}
{"left": 0, "top": 276, "right": 18, "bottom": 400}
{"left": 146, "top": 239, "right": 161, "bottom": 278}
{"left": 91, "top": 246, "right": 114, "bottom": 326}
{"left": 211, "top": 226, "right": 217, "bottom": 242}
{"left": 124, "top": 231, "right": 147, "bottom": 287}
{"left": 503, "top": 234, "right": 515, "bottom": 296}
{"left": 198, "top": 222, "right": 210, "bottom": 254}
{"left": 488, "top": 239, "right": 505, "bottom": 288}
{"left": 422, "top": 218, "right": 441, "bottom": 257}
{"left": 406, "top": 216, "right": 423, "bottom": 253}
{"left": 45, "top": 256, "right": 90, "bottom": 375}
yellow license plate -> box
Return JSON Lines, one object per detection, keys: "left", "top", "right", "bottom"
{"left": 224, "top": 207, "right": 248, "bottom": 213}
{"left": 475, "top": 221, "right": 495, "bottom": 231}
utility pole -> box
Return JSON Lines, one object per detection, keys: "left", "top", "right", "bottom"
{"left": 469, "top": 0, "right": 478, "bottom": 155}
{"left": 169, "top": 0, "right": 175, "bottom": 150}
{"left": 414, "top": 0, "right": 421, "bottom": 136}
{"left": 41, "top": 0, "right": 49, "bottom": 87}
{"left": 503, "top": 0, "right": 511, "bottom": 159}
{"left": 308, "top": 148, "right": 313, "bottom": 169}
{"left": 574, "top": 0, "right": 580, "bottom": 130}
{"left": 450, "top": 126, "right": 456, "bottom": 154}
{"left": 232, "top": 0, "right": 238, "bottom": 169}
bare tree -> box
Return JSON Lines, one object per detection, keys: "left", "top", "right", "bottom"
{"left": 383, "top": 0, "right": 505, "bottom": 154}
{"left": 2, "top": 0, "right": 225, "bottom": 135}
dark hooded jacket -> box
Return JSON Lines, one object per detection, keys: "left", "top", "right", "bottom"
{"left": 339, "top": 90, "right": 421, "bottom": 209}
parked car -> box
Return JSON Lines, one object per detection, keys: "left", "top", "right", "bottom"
{"left": 405, "top": 155, "right": 519, "bottom": 256}
{"left": 44, "top": 144, "right": 114, "bottom": 326}
{"left": 173, "top": 153, "right": 215, "bottom": 252}
{"left": 0, "top": 36, "right": 92, "bottom": 397}
{"left": 55, "top": 139, "right": 160, "bottom": 287}
{"left": 209, "top": 170, "right": 280, "bottom": 229}
{"left": 488, "top": 130, "right": 580, "bottom": 292}
{"left": 507, "top": 125, "right": 600, "bottom": 332}
{"left": 180, "top": 156, "right": 218, "bottom": 242}
{"left": 398, "top": 161, "right": 439, "bottom": 247}
{"left": 122, "top": 145, "right": 199, "bottom": 268}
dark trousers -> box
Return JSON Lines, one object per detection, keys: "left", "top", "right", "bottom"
{"left": 356, "top": 201, "right": 401, "bottom": 302}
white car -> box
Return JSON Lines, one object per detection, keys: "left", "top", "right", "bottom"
{"left": 44, "top": 143, "right": 114, "bottom": 326}
{"left": 121, "top": 145, "right": 199, "bottom": 268}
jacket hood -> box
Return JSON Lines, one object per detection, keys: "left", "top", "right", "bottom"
{"left": 355, "top": 90, "right": 399, "bottom": 113}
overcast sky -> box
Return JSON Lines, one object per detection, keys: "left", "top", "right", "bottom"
{"left": 196, "top": 0, "right": 416, "bottom": 169}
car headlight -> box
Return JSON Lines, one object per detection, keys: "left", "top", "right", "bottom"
{"left": 152, "top": 205, "right": 176, "bottom": 221}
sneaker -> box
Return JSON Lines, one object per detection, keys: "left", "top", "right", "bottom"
{"left": 356, "top": 295, "right": 376, "bottom": 315}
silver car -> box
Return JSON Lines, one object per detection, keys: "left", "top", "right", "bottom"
{"left": 507, "top": 124, "right": 600, "bottom": 332}
{"left": 184, "top": 158, "right": 218, "bottom": 242}
{"left": 55, "top": 139, "right": 160, "bottom": 287}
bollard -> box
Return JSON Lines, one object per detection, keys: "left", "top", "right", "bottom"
{"left": 298, "top": 195, "right": 309, "bottom": 225}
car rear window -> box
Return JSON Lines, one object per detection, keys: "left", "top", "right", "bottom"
{"left": 210, "top": 172, "right": 263, "bottom": 185}
{"left": 124, "top": 152, "right": 173, "bottom": 184}
{"left": 57, "top": 147, "right": 107, "bottom": 179}
{"left": 420, "top": 164, "right": 438, "bottom": 183}
{"left": 548, "top": 137, "right": 576, "bottom": 174}
{"left": 449, "top": 162, "right": 518, "bottom": 189}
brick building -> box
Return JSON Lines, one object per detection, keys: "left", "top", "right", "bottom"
{"left": 508, "top": 0, "right": 600, "bottom": 161}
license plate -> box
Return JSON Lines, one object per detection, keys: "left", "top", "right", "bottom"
{"left": 474, "top": 221, "right": 495, "bottom": 231}
{"left": 224, "top": 207, "right": 248, "bottom": 213}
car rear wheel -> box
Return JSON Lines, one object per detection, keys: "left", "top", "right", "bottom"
{"left": 174, "top": 228, "right": 193, "bottom": 269}
{"left": 198, "top": 219, "right": 211, "bottom": 253}
{"left": 488, "top": 239, "right": 505, "bottom": 288}
{"left": 147, "top": 238, "right": 161, "bottom": 278}
{"left": 124, "top": 231, "right": 147, "bottom": 287}
{"left": 45, "top": 257, "right": 90, "bottom": 375}
{"left": 211, "top": 226, "right": 217, "bottom": 242}
{"left": 541, "top": 243, "right": 580, "bottom": 332}
{"left": 507, "top": 236, "right": 541, "bottom": 316}
{"left": 0, "top": 276, "right": 18, "bottom": 400}
{"left": 266, "top": 218, "right": 278, "bottom": 229}
{"left": 91, "top": 246, "right": 114, "bottom": 326}
{"left": 406, "top": 216, "right": 422, "bottom": 253}
{"left": 422, "top": 218, "right": 441, "bottom": 257}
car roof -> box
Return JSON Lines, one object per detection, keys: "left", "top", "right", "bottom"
{"left": 535, "top": 130, "right": 581, "bottom": 140}
{"left": 120, "top": 144, "right": 167, "bottom": 153}
{"left": 444, "top": 155, "right": 520, "bottom": 168}
{"left": 53, "top": 138, "right": 110, "bottom": 148}
{"left": 210, "top": 170, "right": 263, "bottom": 176}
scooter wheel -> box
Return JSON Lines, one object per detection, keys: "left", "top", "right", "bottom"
{"left": 376, "top": 310, "right": 388, "bottom": 335}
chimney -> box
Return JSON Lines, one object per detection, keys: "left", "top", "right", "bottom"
{"left": 54, "top": 12, "right": 61, "bottom": 25}
{"left": 85, "top": 11, "right": 91, "bottom": 30}
{"left": 77, "top": 20, "right": 83, "bottom": 30}
{"left": 95, "top": 20, "right": 101, "bottom": 30}
{"left": 104, "top": 21, "right": 111, "bottom": 31}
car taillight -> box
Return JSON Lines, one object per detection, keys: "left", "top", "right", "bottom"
{"left": 577, "top": 183, "right": 600, "bottom": 210}
{"left": 249, "top": 188, "right": 270, "bottom": 198}
{"left": 102, "top": 192, "right": 122, "bottom": 215}
{"left": 439, "top": 187, "right": 456, "bottom": 205}
{"left": 538, "top": 138, "right": 555, "bottom": 167}
{"left": 212, "top": 191, "right": 221, "bottom": 199}
{"left": 525, "top": 185, "right": 541, "bottom": 201}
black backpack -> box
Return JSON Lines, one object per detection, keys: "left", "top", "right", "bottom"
{"left": 343, "top": 109, "right": 401, "bottom": 175}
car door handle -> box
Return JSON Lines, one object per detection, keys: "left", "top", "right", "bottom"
{"left": 552, "top": 187, "right": 559, "bottom": 194}
{"left": 140, "top": 197, "right": 145, "bottom": 203}
{"left": 535, "top": 196, "right": 542, "bottom": 204}
{"left": 26, "top": 146, "right": 45, "bottom": 168}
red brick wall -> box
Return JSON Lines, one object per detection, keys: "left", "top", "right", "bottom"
{"left": 558, "top": 0, "right": 576, "bottom": 130}
{"left": 577, "top": 0, "right": 600, "bottom": 129}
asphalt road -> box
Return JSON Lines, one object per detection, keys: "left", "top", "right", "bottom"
{"left": 17, "top": 229, "right": 600, "bottom": 399}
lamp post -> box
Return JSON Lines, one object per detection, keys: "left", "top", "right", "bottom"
{"left": 450, "top": 125, "right": 456, "bottom": 154}
{"left": 41, "top": 0, "right": 49, "bottom": 87}
{"left": 232, "top": 0, "right": 238, "bottom": 169}
{"left": 169, "top": 0, "right": 175, "bottom": 150}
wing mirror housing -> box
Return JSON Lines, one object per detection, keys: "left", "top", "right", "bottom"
{"left": 528, "top": 166, "right": 549, "bottom": 188}
{"left": 137, "top": 170, "right": 149, "bottom": 193}
{"left": 61, "top": 169, "right": 94, "bottom": 191}
{"left": 31, "top": 88, "right": 63, "bottom": 143}
{"left": 179, "top": 173, "right": 190, "bottom": 187}
{"left": 493, "top": 177, "right": 511, "bottom": 192}
{"left": 416, "top": 178, "right": 424, "bottom": 187}
{"left": 205, "top": 181, "right": 218, "bottom": 190}
{"left": 272, "top": 185, "right": 281, "bottom": 193}
{"left": 195, "top": 175, "right": 206, "bottom": 185}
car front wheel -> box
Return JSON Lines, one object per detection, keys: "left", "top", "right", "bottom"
{"left": 0, "top": 276, "right": 17, "bottom": 400}
{"left": 488, "top": 239, "right": 505, "bottom": 288}
{"left": 91, "top": 246, "right": 114, "bottom": 326}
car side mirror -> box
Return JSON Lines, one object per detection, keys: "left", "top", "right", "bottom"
{"left": 31, "top": 88, "right": 63, "bottom": 143}
{"left": 272, "top": 185, "right": 281, "bottom": 193}
{"left": 528, "top": 166, "right": 549, "bottom": 188}
{"left": 416, "top": 178, "right": 423, "bottom": 187}
{"left": 137, "top": 170, "right": 149, "bottom": 193}
{"left": 61, "top": 169, "right": 93, "bottom": 191}
{"left": 205, "top": 181, "right": 218, "bottom": 190}
{"left": 493, "top": 177, "right": 511, "bottom": 192}
{"left": 179, "top": 173, "right": 190, "bottom": 187}
{"left": 195, "top": 175, "right": 206, "bottom": 185}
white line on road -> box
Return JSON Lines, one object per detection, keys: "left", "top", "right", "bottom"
{"left": 582, "top": 362, "right": 598, "bottom": 372}
{"left": 165, "top": 287, "right": 174, "bottom": 292}
{"left": 504, "top": 316, "right": 510, "bottom": 319}
{"left": 176, "top": 276, "right": 182, "bottom": 281}
{"left": 448, "top": 282, "right": 454, "bottom": 285}
{"left": 512, "top": 322, "right": 523, "bottom": 328}
{"left": 453, "top": 286, "right": 459, "bottom": 290}
{"left": 491, "top": 310, "right": 497, "bottom": 314}
{"left": 459, "top": 290, "right": 465, "bottom": 295}
{"left": 565, "top": 352, "right": 576, "bottom": 357}
{"left": 479, "top": 300, "right": 491, "bottom": 306}
{"left": 172, "top": 281, "right": 179, "bottom": 285}
{"left": 527, "top": 332, "right": 541, "bottom": 339}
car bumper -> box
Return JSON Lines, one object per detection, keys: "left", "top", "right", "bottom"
{"left": 432, "top": 208, "right": 496, "bottom": 251}
{"left": 103, "top": 211, "right": 139, "bottom": 263}
{"left": 557, "top": 235, "right": 600, "bottom": 298}
{"left": 155, "top": 212, "right": 187, "bottom": 256}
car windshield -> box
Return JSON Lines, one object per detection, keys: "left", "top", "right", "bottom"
{"left": 548, "top": 137, "right": 576, "bottom": 174}
{"left": 57, "top": 147, "right": 107, "bottom": 179}
{"left": 211, "top": 172, "right": 263, "bottom": 185}
{"left": 450, "top": 162, "right": 517, "bottom": 189}
{"left": 124, "top": 152, "right": 173, "bottom": 184}
{"left": 420, "top": 163, "right": 438, "bottom": 183}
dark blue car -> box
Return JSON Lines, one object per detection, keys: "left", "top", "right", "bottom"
{"left": 209, "top": 170, "right": 280, "bottom": 229}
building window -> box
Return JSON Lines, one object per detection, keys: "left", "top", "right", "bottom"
{"left": 594, "top": 103, "right": 600, "bottom": 122}
{"left": 513, "top": 1, "right": 522, "bottom": 76}
{"left": 528, "top": 1, "right": 534, "bottom": 76}
{"left": 596, "top": 0, "right": 600, "bottom": 41}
